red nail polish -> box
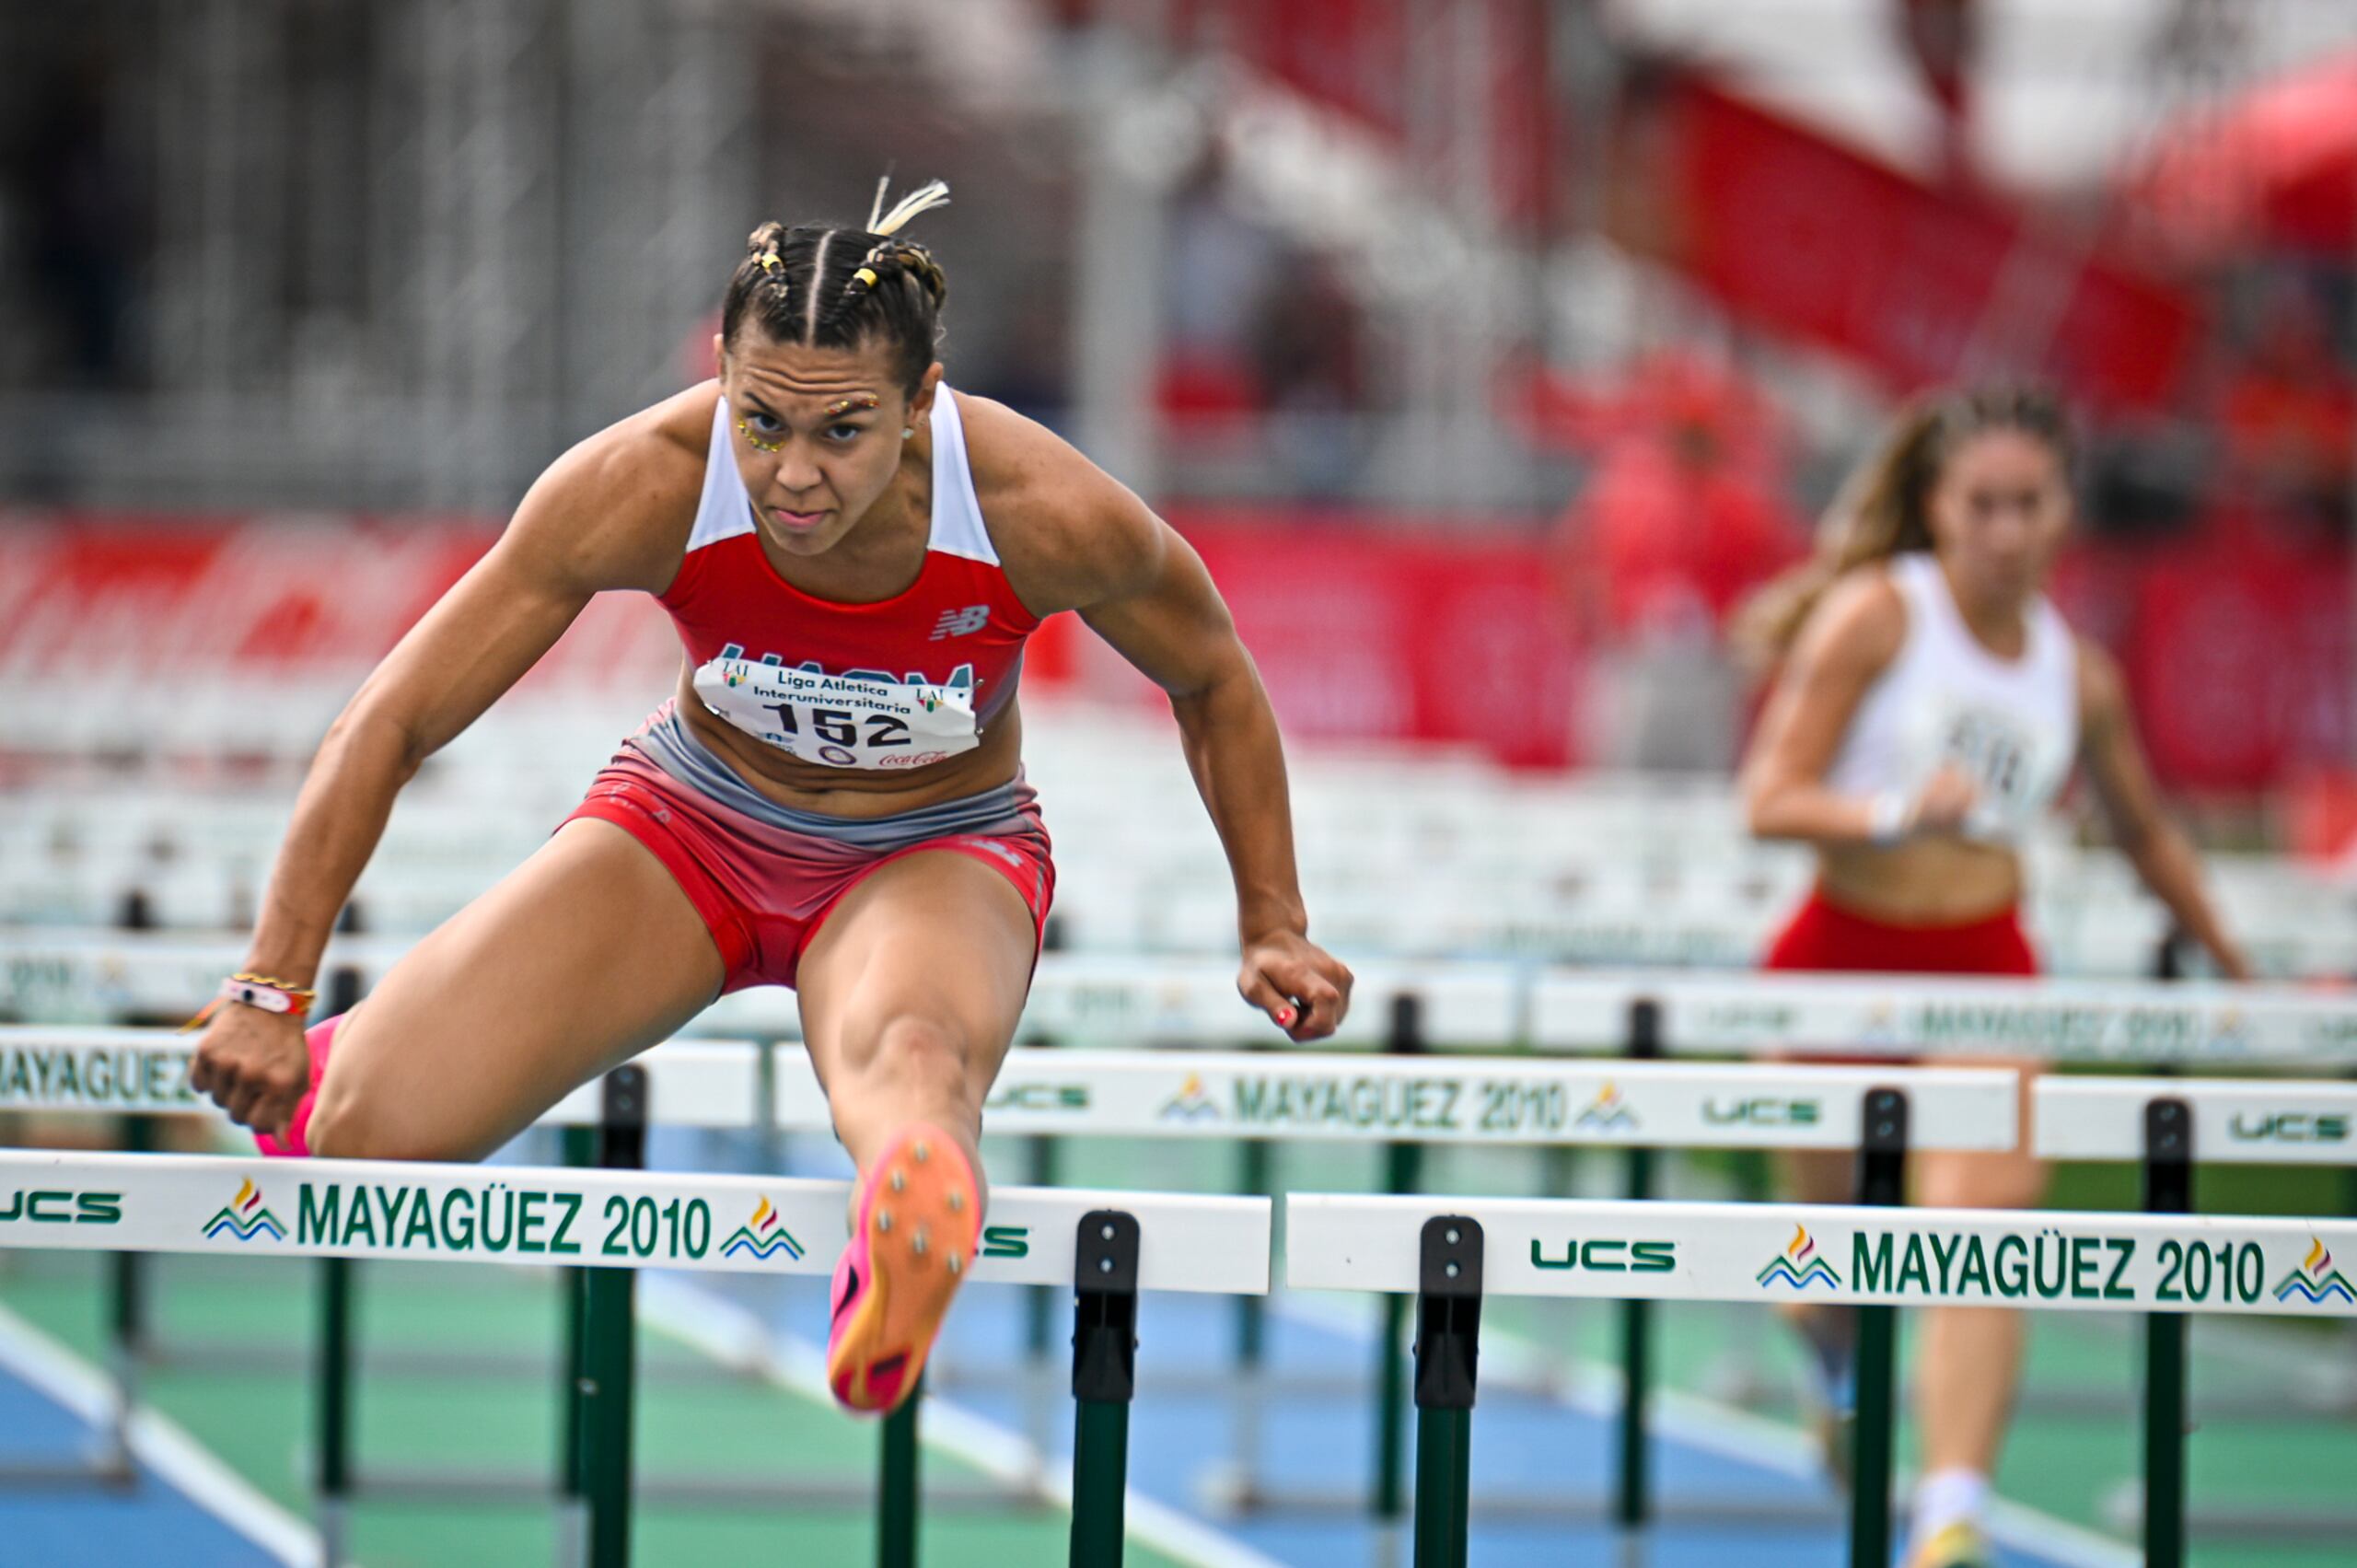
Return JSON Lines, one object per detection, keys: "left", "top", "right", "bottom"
{"left": 1278, "top": 1007, "right": 1295, "bottom": 1026}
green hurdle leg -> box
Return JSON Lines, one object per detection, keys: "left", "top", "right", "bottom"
{"left": 2142, "top": 1098, "right": 2193, "bottom": 1568}
{"left": 578, "top": 1263, "right": 637, "bottom": 1568}
{"left": 556, "top": 1125, "right": 597, "bottom": 1566}
{"left": 1848, "top": 1088, "right": 1909, "bottom": 1568}
{"left": 1233, "top": 1136, "right": 1271, "bottom": 1367}
{"left": 878, "top": 1384, "right": 923, "bottom": 1568}
{"left": 102, "top": 1113, "right": 154, "bottom": 1484}
{"left": 1374, "top": 1139, "right": 1424, "bottom": 1519}
{"left": 1025, "top": 1134, "right": 1061, "bottom": 1363}
{"left": 1070, "top": 1211, "right": 1140, "bottom": 1568}
{"left": 1413, "top": 1407, "right": 1473, "bottom": 1568}
{"left": 1411, "top": 1216, "right": 1482, "bottom": 1568}
{"left": 1614, "top": 1145, "right": 1654, "bottom": 1527}
{"left": 1374, "top": 993, "right": 1428, "bottom": 1521}
{"left": 580, "top": 1067, "right": 648, "bottom": 1568}
{"left": 1073, "top": 1396, "right": 1132, "bottom": 1564}
{"left": 1613, "top": 997, "right": 1663, "bottom": 1529}
{"left": 315, "top": 1256, "right": 354, "bottom": 1566}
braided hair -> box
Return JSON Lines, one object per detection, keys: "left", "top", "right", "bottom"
{"left": 720, "top": 178, "right": 952, "bottom": 396}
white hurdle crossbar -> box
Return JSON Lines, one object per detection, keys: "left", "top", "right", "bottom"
{"left": 0, "top": 1028, "right": 2017, "bottom": 1151}
{"left": 0, "top": 1147, "right": 1268, "bottom": 1295}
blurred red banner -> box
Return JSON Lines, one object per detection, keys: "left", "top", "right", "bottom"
{"left": 3, "top": 511, "right": 2342, "bottom": 790}
{"left": 1167, "top": 511, "right": 1585, "bottom": 767}
{"left": 1615, "top": 75, "right": 2205, "bottom": 412}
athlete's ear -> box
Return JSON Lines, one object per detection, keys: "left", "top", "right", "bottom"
{"left": 711, "top": 332, "right": 728, "bottom": 381}
{"left": 904, "top": 363, "right": 945, "bottom": 426}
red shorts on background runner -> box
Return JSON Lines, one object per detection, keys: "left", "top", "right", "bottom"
{"left": 1763, "top": 884, "right": 2038, "bottom": 977}
{"left": 565, "top": 752, "right": 1055, "bottom": 994}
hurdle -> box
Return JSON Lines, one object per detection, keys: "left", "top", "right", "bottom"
{"left": 768, "top": 1035, "right": 2019, "bottom": 1534}
{"left": 0, "top": 1020, "right": 2019, "bottom": 1540}
{"left": 2034, "top": 1075, "right": 2357, "bottom": 1563}
{"left": 1286, "top": 1191, "right": 2357, "bottom": 1568}
{"left": 0, "top": 1144, "right": 1268, "bottom": 1568}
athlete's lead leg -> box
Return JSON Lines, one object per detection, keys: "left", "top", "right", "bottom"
{"left": 793, "top": 849, "right": 1039, "bottom": 1411}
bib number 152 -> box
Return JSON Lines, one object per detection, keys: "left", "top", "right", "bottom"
{"left": 765, "top": 703, "right": 910, "bottom": 749}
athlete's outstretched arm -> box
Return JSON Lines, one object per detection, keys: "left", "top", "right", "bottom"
{"left": 192, "top": 416, "right": 692, "bottom": 1130}
{"left": 2075, "top": 641, "right": 2251, "bottom": 980}
{"left": 1059, "top": 494, "right": 1352, "bottom": 1041}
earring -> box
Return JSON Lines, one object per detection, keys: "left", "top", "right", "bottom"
{"left": 902, "top": 426, "right": 916, "bottom": 439}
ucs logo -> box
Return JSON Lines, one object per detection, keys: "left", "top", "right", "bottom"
{"left": 0, "top": 1190, "right": 122, "bottom": 1225}
{"left": 986, "top": 1083, "right": 1091, "bottom": 1113}
{"left": 1702, "top": 1098, "right": 1821, "bottom": 1127}
{"left": 2229, "top": 1113, "right": 2350, "bottom": 1144}
{"left": 1530, "top": 1237, "right": 1676, "bottom": 1273}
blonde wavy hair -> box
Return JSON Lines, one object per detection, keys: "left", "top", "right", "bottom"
{"left": 1734, "top": 383, "right": 2073, "bottom": 669}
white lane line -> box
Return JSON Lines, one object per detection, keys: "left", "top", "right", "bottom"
{"left": 638, "top": 1274, "right": 1287, "bottom": 1568}
{"left": 0, "top": 1299, "right": 320, "bottom": 1567}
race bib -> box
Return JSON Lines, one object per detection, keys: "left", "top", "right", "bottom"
{"left": 1914, "top": 701, "right": 2061, "bottom": 841}
{"left": 692, "top": 655, "right": 980, "bottom": 770}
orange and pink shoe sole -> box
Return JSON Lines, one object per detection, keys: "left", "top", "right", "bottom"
{"left": 826, "top": 1124, "right": 981, "bottom": 1414}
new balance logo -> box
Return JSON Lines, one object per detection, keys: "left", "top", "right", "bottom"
{"left": 930, "top": 605, "right": 991, "bottom": 640}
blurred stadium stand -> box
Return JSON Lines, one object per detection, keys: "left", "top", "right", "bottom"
{"left": 4, "top": 0, "right": 2355, "bottom": 810}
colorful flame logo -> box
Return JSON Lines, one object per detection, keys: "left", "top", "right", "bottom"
{"left": 718, "top": 1196, "right": 803, "bottom": 1262}
{"left": 1157, "top": 1073, "right": 1220, "bottom": 1121}
{"left": 235, "top": 1178, "right": 261, "bottom": 1214}
{"left": 1757, "top": 1221, "right": 1840, "bottom": 1290}
{"left": 2272, "top": 1234, "right": 2355, "bottom": 1305}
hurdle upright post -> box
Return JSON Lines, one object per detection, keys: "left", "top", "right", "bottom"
{"left": 1411, "top": 1215, "right": 1481, "bottom": 1568}
{"left": 1847, "top": 1086, "right": 1909, "bottom": 1568}
{"left": 555, "top": 1123, "right": 597, "bottom": 1568}
{"left": 2141, "top": 1097, "right": 2193, "bottom": 1568}
{"left": 1069, "top": 1209, "right": 1141, "bottom": 1568}
{"left": 100, "top": 885, "right": 157, "bottom": 1487}
{"left": 100, "top": 1111, "right": 152, "bottom": 1484}
{"left": 578, "top": 1065, "right": 647, "bottom": 1568}
{"left": 313, "top": 902, "right": 367, "bottom": 1568}
{"left": 1373, "top": 993, "right": 1428, "bottom": 1522}
{"left": 878, "top": 1380, "right": 923, "bottom": 1568}
{"left": 1612, "top": 996, "right": 1662, "bottom": 1530}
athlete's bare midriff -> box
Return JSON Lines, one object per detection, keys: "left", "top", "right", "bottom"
{"left": 1814, "top": 836, "right": 2024, "bottom": 925}
{"left": 674, "top": 679, "right": 1028, "bottom": 817}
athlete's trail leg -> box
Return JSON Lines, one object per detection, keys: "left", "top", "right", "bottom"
{"left": 305, "top": 818, "right": 726, "bottom": 1161}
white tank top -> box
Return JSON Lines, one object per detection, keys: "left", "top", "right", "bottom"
{"left": 1823, "top": 552, "right": 2080, "bottom": 845}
